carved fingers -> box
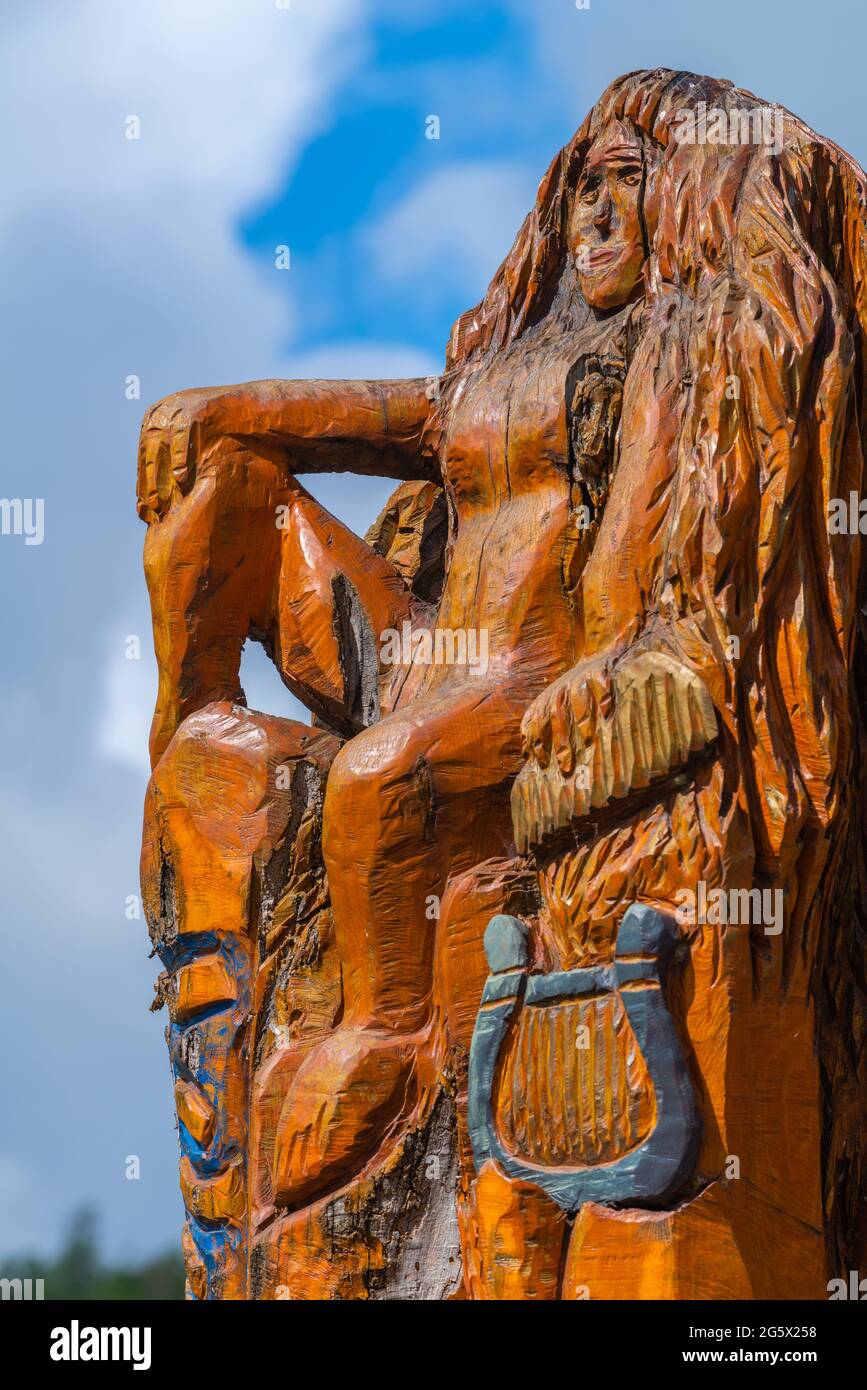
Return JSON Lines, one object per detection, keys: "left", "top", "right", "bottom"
{"left": 137, "top": 388, "right": 233, "bottom": 522}
{"left": 512, "top": 650, "right": 718, "bottom": 853}
{"left": 611, "top": 652, "right": 717, "bottom": 791}
{"left": 520, "top": 663, "right": 607, "bottom": 773}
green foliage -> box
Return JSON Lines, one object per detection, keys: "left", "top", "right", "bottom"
{"left": 1, "top": 1207, "right": 184, "bottom": 1300}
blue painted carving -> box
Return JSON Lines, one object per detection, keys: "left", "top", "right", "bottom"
{"left": 467, "top": 903, "right": 701, "bottom": 1211}
{"left": 156, "top": 931, "right": 251, "bottom": 1297}
{"left": 483, "top": 914, "right": 529, "bottom": 972}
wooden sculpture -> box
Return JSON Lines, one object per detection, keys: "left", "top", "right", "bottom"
{"left": 139, "top": 69, "right": 867, "bottom": 1300}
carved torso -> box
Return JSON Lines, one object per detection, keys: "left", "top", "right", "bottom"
{"left": 416, "top": 314, "right": 635, "bottom": 696}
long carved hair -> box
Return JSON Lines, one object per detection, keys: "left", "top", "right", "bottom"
{"left": 445, "top": 69, "right": 867, "bottom": 1273}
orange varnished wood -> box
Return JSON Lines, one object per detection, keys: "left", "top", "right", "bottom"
{"left": 140, "top": 69, "right": 867, "bottom": 1299}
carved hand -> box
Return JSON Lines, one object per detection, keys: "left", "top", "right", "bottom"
{"left": 514, "top": 650, "right": 718, "bottom": 851}
{"left": 137, "top": 387, "right": 245, "bottom": 523}
{"left": 521, "top": 657, "right": 612, "bottom": 775}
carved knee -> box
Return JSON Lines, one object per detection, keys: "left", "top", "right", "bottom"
{"left": 323, "top": 714, "right": 434, "bottom": 864}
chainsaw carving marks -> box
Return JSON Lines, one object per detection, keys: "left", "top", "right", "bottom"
{"left": 139, "top": 69, "right": 867, "bottom": 1299}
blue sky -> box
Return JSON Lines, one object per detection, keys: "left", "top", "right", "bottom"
{"left": 2, "top": 0, "right": 865, "bottom": 1263}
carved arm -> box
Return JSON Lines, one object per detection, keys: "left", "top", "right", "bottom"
{"left": 138, "top": 378, "right": 442, "bottom": 764}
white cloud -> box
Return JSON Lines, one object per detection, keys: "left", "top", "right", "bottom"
{"left": 0, "top": 0, "right": 371, "bottom": 407}
{"left": 0, "top": 0, "right": 382, "bottom": 772}
{"left": 1, "top": 0, "right": 366, "bottom": 223}
{"left": 95, "top": 624, "right": 157, "bottom": 775}
{"left": 362, "top": 160, "right": 535, "bottom": 300}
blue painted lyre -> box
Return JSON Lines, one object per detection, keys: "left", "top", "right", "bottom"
{"left": 467, "top": 903, "right": 701, "bottom": 1211}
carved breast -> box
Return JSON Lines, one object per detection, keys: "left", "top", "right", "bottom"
{"left": 443, "top": 346, "right": 571, "bottom": 509}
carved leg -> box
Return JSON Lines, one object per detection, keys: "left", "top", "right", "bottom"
{"left": 271, "top": 684, "right": 527, "bottom": 1208}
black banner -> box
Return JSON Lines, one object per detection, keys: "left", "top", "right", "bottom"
{"left": 0, "top": 1296, "right": 862, "bottom": 1376}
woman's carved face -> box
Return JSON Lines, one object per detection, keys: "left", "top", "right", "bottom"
{"left": 570, "top": 121, "right": 647, "bottom": 311}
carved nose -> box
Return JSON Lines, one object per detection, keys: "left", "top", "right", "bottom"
{"left": 593, "top": 196, "right": 611, "bottom": 228}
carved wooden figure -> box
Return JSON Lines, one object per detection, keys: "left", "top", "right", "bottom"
{"left": 139, "top": 70, "right": 867, "bottom": 1299}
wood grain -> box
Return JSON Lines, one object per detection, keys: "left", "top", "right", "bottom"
{"left": 139, "top": 69, "right": 867, "bottom": 1299}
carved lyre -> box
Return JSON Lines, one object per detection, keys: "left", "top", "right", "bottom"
{"left": 468, "top": 904, "right": 701, "bottom": 1211}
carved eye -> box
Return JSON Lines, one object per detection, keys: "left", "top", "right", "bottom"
{"left": 579, "top": 185, "right": 598, "bottom": 205}
{"left": 620, "top": 168, "right": 642, "bottom": 187}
